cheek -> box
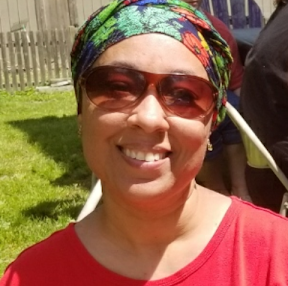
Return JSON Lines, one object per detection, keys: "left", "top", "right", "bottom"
{"left": 170, "top": 116, "right": 211, "bottom": 146}
{"left": 82, "top": 112, "right": 123, "bottom": 150}
{"left": 80, "top": 107, "right": 127, "bottom": 171}
{"left": 81, "top": 96, "right": 124, "bottom": 144}
{"left": 167, "top": 119, "right": 210, "bottom": 184}
{"left": 171, "top": 117, "right": 212, "bottom": 168}
{"left": 184, "top": 125, "right": 210, "bottom": 157}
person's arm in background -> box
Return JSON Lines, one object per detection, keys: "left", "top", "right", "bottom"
{"left": 233, "top": 87, "right": 241, "bottom": 96}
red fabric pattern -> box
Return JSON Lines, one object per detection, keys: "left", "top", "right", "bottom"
{"left": 182, "top": 32, "right": 210, "bottom": 68}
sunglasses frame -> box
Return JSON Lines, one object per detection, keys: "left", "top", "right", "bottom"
{"left": 79, "top": 65, "right": 218, "bottom": 119}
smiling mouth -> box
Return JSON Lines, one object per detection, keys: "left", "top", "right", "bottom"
{"left": 120, "top": 147, "right": 170, "bottom": 162}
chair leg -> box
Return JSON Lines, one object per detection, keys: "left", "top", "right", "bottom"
{"left": 279, "top": 192, "right": 288, "bottom": 217}
{"left": 76, "top": 179, "right": 102, "bottom": 222}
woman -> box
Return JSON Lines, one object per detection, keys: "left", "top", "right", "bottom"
{"left": 1, "top": 0, "right": 288, "bottom": 284}
{"left": 240, "top": 0, "right": 288, "bottom": 212}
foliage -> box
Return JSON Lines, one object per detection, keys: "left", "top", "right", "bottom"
{"left": 0, "top": 89, "right": 90, "bottom": 275}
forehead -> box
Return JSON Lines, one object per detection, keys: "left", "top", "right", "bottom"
{"left": 94, "top": 33, "right": 208, "bottom": 80}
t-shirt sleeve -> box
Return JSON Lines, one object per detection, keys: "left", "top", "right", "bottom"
{"left": 205, "top": 13, "right": 243, "bottom": 90}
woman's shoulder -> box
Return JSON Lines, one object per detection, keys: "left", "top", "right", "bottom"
{"left": 231, "top": 196, "right": 288, "bottom": 233}
{"left": 0, "top": 223, "right": 76, "bottom": 285}
{"left": 15, "top": 223, "right": 74, "bottom": 259}
{"left": 229, "top": 197, "right": 288, "bottom": 279}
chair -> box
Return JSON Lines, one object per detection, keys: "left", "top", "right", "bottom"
{"left": 202, "top": 0, "right": 264, "bottom": 28}
{"left": 77, "top": 103, "right": 288, "bottom": 221}
{"left": 225, "top": 102, "right": 288, "bottom": 216}
{"left": 77, "top": 175, "right": 102, "bottom": 221}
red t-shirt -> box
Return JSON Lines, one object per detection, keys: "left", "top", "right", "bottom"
{"left": 1, "top": 197, "right": 288, "bottom": 285}
{"left": 205, "top": 12, "right": 243, "bottom": 91}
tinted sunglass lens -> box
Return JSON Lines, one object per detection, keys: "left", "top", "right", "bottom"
{"left": 160, "top": 76, "right": 215, "bottom": 118}
{"left": 85, "top": 67, "right": 146, "bottom": 110}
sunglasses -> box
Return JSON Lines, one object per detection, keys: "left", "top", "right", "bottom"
{"left": 80, "top": 65, "right": 217, "bottom": 119}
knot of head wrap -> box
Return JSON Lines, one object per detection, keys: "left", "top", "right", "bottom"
{"left": 71, "top": 0, "right": 232, "bottom": 127}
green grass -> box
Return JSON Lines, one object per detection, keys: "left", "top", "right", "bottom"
{"left": 0, "top": 89, "right": 91, "bottom": 275}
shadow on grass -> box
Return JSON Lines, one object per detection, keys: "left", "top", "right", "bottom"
{"left": 21, "top": 198, "right": 84, "bottom": 220}
{"left": 8, "top": 115, "right": 91, "bottom": 189}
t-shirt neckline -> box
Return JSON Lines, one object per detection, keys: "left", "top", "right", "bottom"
{"left": 66, "top": 197, "right": 241, "bottom": 285}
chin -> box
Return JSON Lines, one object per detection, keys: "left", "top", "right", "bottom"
{"left": 125, "top": 179, "right": 175, "bottom": 198}
{"left": 108, "top": 174, "right": 194, "bottom": 208}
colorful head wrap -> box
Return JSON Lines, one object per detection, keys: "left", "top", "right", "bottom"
{"left": 71, "top": 0, "right": 232, "bottom": 126}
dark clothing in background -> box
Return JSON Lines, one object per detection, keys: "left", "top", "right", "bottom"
{"left": 240, "top": 2, "right": 288, "bottom": 212}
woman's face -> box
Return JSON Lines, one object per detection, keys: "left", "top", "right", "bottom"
{"left": 79, "top": 34, "right": 213, "bottom": 207}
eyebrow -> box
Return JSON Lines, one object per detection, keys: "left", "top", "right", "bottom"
{"left": 95, "top": 60, "right": 199, "bottom": 76}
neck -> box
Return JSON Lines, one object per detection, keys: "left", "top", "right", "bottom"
{"left": 76, "top": 185, "right": 231, "bottom": 280}
{"left": 97, "top": 182, "right": 203, "bottom": 248}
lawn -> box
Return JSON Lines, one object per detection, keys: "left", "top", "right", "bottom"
{"left": 0, "top": 89, "right": 91, "bottom": 275}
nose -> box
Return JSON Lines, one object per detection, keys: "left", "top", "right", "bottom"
{"left": 127, "top": 85, "right": 170, "bottom": 133}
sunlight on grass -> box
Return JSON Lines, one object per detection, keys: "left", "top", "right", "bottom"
{"left": 0, "top": 89, "right": 91, "bottom": 275}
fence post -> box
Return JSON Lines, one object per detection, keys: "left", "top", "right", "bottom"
{"left": 0, "top": 32, "right": 10, "bottom": 91}
{"left": 35, "top": 0, "right": 47, "bottom": 32}
{"left": 29, "top": 31, "right": 39, "bottom": 87}
{"left": 67, "top": 26, "right": 77, "bottom": 77}
{"left": 21, "top": 31, "right": 32, "bottom": 88}
{"left": 37, "top": 31, "right": 46, "bottom": 86}
{"left": 14, "top": 32, "right": 25, "bottom": 90}
{"left": 51, "top": 29, "right": 60, "bottom": 80}
{"left": 67, "top": 0, "right": 79, "bottom": 27}
{"left": 58, "top": 29, "right": 68, "bottom": 79}
{"left": 43, "top": 31, "right": 51, "bottom": 82}
{"left": 7, "top": 32, "right": 17, "bottom": 91}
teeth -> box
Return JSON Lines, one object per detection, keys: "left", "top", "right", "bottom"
{"left": 136, "top": 151, "right": 145, "bottom": 161}
{"left": 145, "top": 152, "right": 155, "bottom": 162}
{"left": 123, "top": 148, "right": 165, "bottom": 162}
{"left": 130, "top": 150, "right": 136, "bottom": 159}
{"left": 154, "top": 153, "right": 160, "bottom": 161}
